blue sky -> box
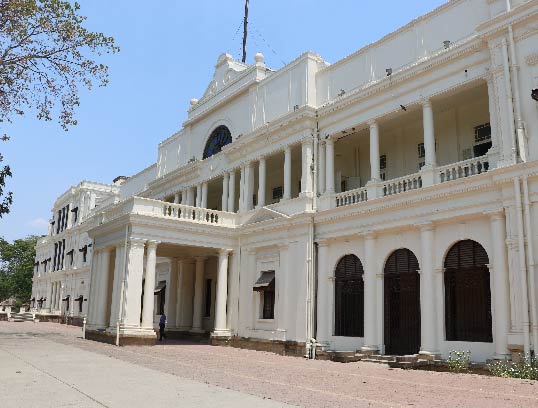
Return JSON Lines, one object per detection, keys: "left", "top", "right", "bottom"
{"left": 1, "top": 0, "right": 446, "bottom": 241}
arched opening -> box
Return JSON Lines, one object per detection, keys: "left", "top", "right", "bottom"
{"left": 334, "top": 255, "right": 364, "bottom": 337}
{"left": 384, "top": 248, "right": 420, "bottom": 355}
{"left": 444, "top": 240, "right": 492, "bottom": 342}
{"left": 203, "top": 126, "right": 232, "bottom": 159}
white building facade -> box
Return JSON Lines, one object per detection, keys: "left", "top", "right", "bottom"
{"left": 33, "top": 0, "right": 538, "bottom": 361}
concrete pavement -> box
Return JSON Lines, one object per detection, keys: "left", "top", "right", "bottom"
{"left": 0, "top": 330, "right": 291, "bottom": 408}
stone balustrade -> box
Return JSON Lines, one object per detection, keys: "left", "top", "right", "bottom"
{"left": 335, "top": 187, "right": 368, "bottom": 208}
{"left": 382, "top": 173, "right": 423, "bottom": 197}
{"left": 438, "top": 155, "right": 489, "bottom": 183}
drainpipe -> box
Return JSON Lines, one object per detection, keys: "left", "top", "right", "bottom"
{"left": 507, "top": 25, "right": 528, "bottom": 162}
{"left": 522, "top": 176, "right": 538, "bottom": 354}
{"left": 501, "top": 38, "right": 518, "bottom": 164}
{"left": 514, "top": 177, "right": 531, "bottom": 359}
{"left": 116, "top": 224, "right": 130, "bottom": 346}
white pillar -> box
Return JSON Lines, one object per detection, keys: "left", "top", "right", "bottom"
{"left": 173, "top": 193, "right": 180, "bottom": 204}
{"left": 228, "top": 171, "right": 236, "bottom": 213}
{"left": 490, "top": 210, "right": 511, "bottom": 359}
{"left": 422, "top": 99, "right": 436, "bottom": 168}
{"left": 201, "top": 182, "right": 208, "bottom": 208}
{"left": 362, "top": 233, "right": 378, "bottom": 352}
{"left": 316, "top": 241, "right": 330, "bottom": 344}
{"left": 318, "top": 141, "right": 326, "bottom": 194}
{"left": 258, "top": 157, "right": 266, "bottom": 208}
{"left": 369, "top": 121, "right": 380, "bottom": 182}
{"left": 191, "top": 257, "right": 206, "bottom": 333}
{"left": 87, "top": 249, "right": 101, "bottom": 325}
{"left": 301, "top": 139, "right": 313, "bottom": 195}
{"left": 181, "top": 189, "right": 188, "bottom": 205}
{"left": 239, "top": 166, "right": 245, "bottom": 212}
{"left": 186, "top": 187, "right": 195, "bottom": 207}
{"left": 325, "top": 138, "right": 335, "bottom": 194}
{"left": 214, "top": 250, "right": 230, "bottom": 334}
{"left": 57, "top": 282, "right": 62, "bottom": 313}
{"left": 245, "top": 162, "right": 254, "bottom": 211}
{"left": 222, "top": 173, "right": 229, "bottom": 212}
{"left": 51, "top": 282, "right": 57, "bottom": 312}
{"left": 195, "top": 184, "right": 202, "bottom": 208}
{"left": 176, "top": 260, "right": 194, "bottom": 330}
{"left": 109, "top": 244, "right": 125, "bottom": 327}
{"left": 96, "top": 248, "right": 111, "bottom": 328}
{"left": 284, "top": 147, "right": 292, "bottom": 200}
{"left": 141, "top": 241, "right": 158, "bottom": 329}
{"left": 486, "top": 75, "right": 500, "bottom": 167}
{"left": 123, "top": 239, "right": 146, "bottom": 328}
{"left": 167, "top": 258, "right": 179, "bottom": 329}
{"left": 419, "top": 223, "right": 439, "bottom": 355}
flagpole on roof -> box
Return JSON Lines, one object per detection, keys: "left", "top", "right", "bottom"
{"left": 242, "top": 0, "right": 249, "bottom": 63}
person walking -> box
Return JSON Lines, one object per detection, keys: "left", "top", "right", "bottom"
{"left": 159, "top": 313, "right": 166, "bottom": 341}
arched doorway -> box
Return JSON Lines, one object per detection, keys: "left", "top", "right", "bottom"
{"left": 384, "top": 249, "right": 420, "bottom": 355}
{"left": 444, "top": 240, "right": 492, "bottom": 342}
{"left": 334, "top": 255, "right": 364, "bottom": 337}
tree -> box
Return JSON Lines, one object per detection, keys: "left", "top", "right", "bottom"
{"left": 0, "top": 0, "right": 119, "bottom": 217}
{"left": 0, "top": 235, "right": 38, "bottom": 307}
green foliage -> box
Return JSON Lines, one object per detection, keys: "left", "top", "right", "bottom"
{"left": 447, "top": 350, "right": 471, "bottom": 373}
{"left": 0, "top": 135, "right": 12, "bottom": 218}
{"left": 488, "top": 354, "right": 538, "bottom": 380}
{"left": 0, "top": 235, "right": 38, "bottom": 305}
{"left": 0, "top": 0, "right": 119, "bottom": 130}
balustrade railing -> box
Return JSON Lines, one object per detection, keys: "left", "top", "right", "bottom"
{"left": 438, "top": 156, "right": 489, "bottom": 183}
{"left": 162, "top": 203, "right": 236, "bottom": 226}
{"left": 335, "top": 187, "right": 368, "bottom": 208}
{"left": 382, "top": 173, "right": 422, "bottom": 197}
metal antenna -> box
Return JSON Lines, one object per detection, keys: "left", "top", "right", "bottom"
{"left": 242, "top": 0, "right": 249, "bottom": 63}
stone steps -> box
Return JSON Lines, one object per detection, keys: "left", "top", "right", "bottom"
{"left": 9, "top": 312, "right": 36, "bottom": 322}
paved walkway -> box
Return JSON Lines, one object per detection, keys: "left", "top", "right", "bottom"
{"left": 1, "top": 322, "right": 537, "bottom": 407}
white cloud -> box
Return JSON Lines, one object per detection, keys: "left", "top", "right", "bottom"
{"left": 27, "top": 218, "right": 49, "bottom": 230}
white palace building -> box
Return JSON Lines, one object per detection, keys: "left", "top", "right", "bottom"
{"left": 31, "top": 0, "right": 538, "bottom": 362}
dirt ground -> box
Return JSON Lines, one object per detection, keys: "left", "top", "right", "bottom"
{"left": 1, "top": 321, "right": 537, "bottom": 407}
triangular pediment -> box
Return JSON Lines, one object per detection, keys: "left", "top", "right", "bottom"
{"left": 199, "top": 53, "right": 249, "bottom": 101}
{"left": 242, "top": 207, "right": 290, "bottom": 226}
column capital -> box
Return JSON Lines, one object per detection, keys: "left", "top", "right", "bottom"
{"left": 484, "top": 208, "right": 505, "bottom": 220}
{"left": 418, "top": 221, "right": 435, "bottom": 232}
{"left": 301, "top": 137, "right": 313, "bottom": 146}
{"left": 367, "top": 119, "right": 378, "bottom": 128}
{"left": 129, "top": 238, "right": 146, "bottom": 249}
{"left": 146, "top": 240, "right": 160, "bottom": 249}
{"left": 363, "top": 231, "right": 377, "bottom": 240}
{"left": 316, "top": 240, "right": 330, "bottom": 248}
{"left": 325, "top": 136, "right": 335, "bottom": 146}
{"left": 194, "top": 256, "right": 207, "bottom": 263}
{"left": 284, "top": 145, "right": 292, "bottom": 153}
{"left": 421, "top": 97, "right": 432, "bottom": 108}
{"left": 218, "top": 249, "right": 232, "bottom": 257}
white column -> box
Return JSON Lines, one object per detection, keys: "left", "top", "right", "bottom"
{"left": 301, "top": 139, "right": 313, "bottom": 195}
{"left": 50, "top": 282, "right": 57, "bottom": 312}
{"left": 167, "top": 258, "right": 179, "bottom": 329}
{"left": 186, "top": 187, "right": 195, "bottom": 207}
{"left": 325, "top": 138, "right": 335, "bottom": 194}
{"left": 486, "top": 75, "right": 500, "bottom": 167}
{"left": 258, "top": 157, "right": 266, "bottom": 208}
{"left": 141, "top": 241, "right": 158, "bottom": 329}
{"left": 57, "top": 282, "right": 62, "bottom": 313}
{"left": 96, "top": 248, "right": 111, "bottom": 328}
{"left": 362, "top": 233, "right": 378, "bottom": 352}
{"left": 318, "top": 141, "right": 326, "bottom": 194}
{"left": 422, "top": 99, "right": 436, "bottom": 168}
{"left": 316, "top": 241, "right": 330, "bottom": 344}
{"left": 284, "top": 146, "right": 292, "bottom": 200}
{"left": 369, "top": 121, "right": 380, "bottom": 182}
{"left": 176, "top": 260, "right": 194, "bottom": 330}
{"left": 195, "top": 184, "right": 202, "bottom": 208}
{"left": 175, "top": 260, "right": 184, "bottom": 329}
{"left": 109, "top": 244, "right": 125, "bottom": 327}
{"left": 245, "top": 162, "right": 254, "bottom": 211}
{"left": 181, "top": 189, "right": 188, "bottom": 205}
{"left": 228, "top": 171, "right": 236, "bottom": 213}
{"left": 173, "top": 193, "right": 180, "bottom": 204}
{"left": 222, "top": 173, "right": 229, "bottom": 212}
{"left": 239, "top": 166, "right": 245, "bottom": 212}
{"left": 490, "top": 210, "right": 511, "bottom": 359}
{"left": 201, "top": 182, "right": 208, "bottom": 208}
{"left": 123, "top": 239, "right": 146, "bottom": 328}
{"left": 87, "top": 249, "right": 101, "bottom": 325}
{"left": 419, "top": 223, "right": 439, "bottom": 355}
{"left": 214, "top": 250, "right": 230, "bottom": 334}
{"left": 191, "top": 257, "right": 206, "bottom": 333}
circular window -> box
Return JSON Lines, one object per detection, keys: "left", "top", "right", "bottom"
{"left": 203, "top": 126, "right": 232, "bottom": 159}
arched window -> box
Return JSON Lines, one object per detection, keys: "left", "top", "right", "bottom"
{"left": 334, "top": 255, "right": 364, "bottom": 337}
{"left": 444, "top": 240, "right": 492, "bottom": 342}
{"left": 203, "top": 126, "right": 232, "bottom": 159}
{"left": 384, "top": 248, "right": 421, "bottom": 355}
